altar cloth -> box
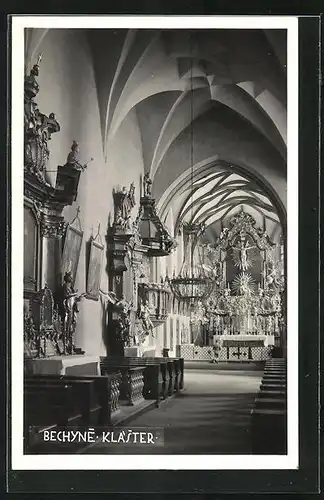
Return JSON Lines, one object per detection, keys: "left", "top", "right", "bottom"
{"left": 219, "top": 335, "right": 274, "bottom": 347}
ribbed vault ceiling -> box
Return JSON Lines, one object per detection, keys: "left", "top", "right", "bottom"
{"left": 26, "top": 27, "right": 287, "bottom": 241}
{"left": 86, "top": 28, "right": 287, "bottom": 241}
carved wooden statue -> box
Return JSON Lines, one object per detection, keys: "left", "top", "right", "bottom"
{"left": 61, "top": 271, "right": 84, "bottom": 354}
{"left": 137, "top": 299, "right": 154, "bottom": 337}
{"left": 65, "top": 141, "right": 93, "bottom": 171}
{"left": 100, "top": 290, "right": 133, "bottom": 351}
{"left": 232, "top": 236, "right": 255, "bottom": 271}
{"left": 143, "top": 173, "right": 152, "bottom": 197}
{"left": 113, "top": 183, "right": 136, "bottom": 230}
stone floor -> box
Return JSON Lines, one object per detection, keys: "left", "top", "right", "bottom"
{"left": 82, "top": 367, "right": 263, "bottom": 455}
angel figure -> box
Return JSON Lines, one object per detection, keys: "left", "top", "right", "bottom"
{"left": 138, "top": 299, "right": 155, "bottom": 337}
{"left": 232, "top": 237, "right": 256, "bottom": 271}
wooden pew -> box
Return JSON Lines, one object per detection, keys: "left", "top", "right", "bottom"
{"left": 24, "top": 381, "right": 79, "bottom": 453}
{"left": 251, "top": 358, "right": 287, "bottom": 454}
{"left": 24, "top": 382, "right": 75, "bottom": 426}
{"left": 25, "top": 372, "right": 122, "bottom": 425}
{"left": 129, "top": 357, "right": 184, "bottom": 396}
{"left": 124, "top": 356, "right": 185, "bottom": 395}
{"left": 24, "top": 372, "right": 123, "bottom": 453}
{"left": 100, "top": 361, "right": 146, "bottom": 406}
{"left": 25, "top": 377, "right": 101, "bottom": 426}
{"left": 100, "top": 356, "right": 184, "bottom": 406}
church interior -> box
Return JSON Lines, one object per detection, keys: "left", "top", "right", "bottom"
{"left": 23, "top": 27, "right": 287, "bottom": 455}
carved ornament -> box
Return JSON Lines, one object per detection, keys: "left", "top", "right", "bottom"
{"left": 40, "top": 214, "right": 67, "bottom": 238}
{"left": 137, "top": 196, "right": 177, "bottom": 256}
{"left": 216, "top": 211, "right": 275, "bottom": 252}
{"left": 24, "top": 55, "right": 60, "bottom": 184}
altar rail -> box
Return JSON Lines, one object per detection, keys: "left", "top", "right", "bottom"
{"left": 24, "top": 372, "right": 122, "bottom": 453}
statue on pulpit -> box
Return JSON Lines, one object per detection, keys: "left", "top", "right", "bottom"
{"left": 113, "top": 183, "right": 136, "bottom": 230}
{"left": 61, "top": 271, "right": 84, "bottom": 354}
{"left": 143, "top": 173, "right": 152, "bottom": 197}
{"left": 65, "top": 140, "right": 93, "bottom": 172}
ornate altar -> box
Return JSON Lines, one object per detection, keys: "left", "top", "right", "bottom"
{"left": 24, "top": 55, "right": 91, "bottom": 367}
{"left": 24, "top": 283, "right": 100, "bottom": 375}
{"left": 207, "top": 212, "right": 284, "bottom": 360}
{"left": 178, "top": 211, "right": 285, "bottom": 361}
{"left": 24, "top": 284, "right": 61, "bottom": 359}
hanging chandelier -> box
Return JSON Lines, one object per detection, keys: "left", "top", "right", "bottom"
{"left": 169, "top": 223, "right": 215, "bottom": 303}
{"left": 169, "top": 36, "right": 215, "bottom": 304}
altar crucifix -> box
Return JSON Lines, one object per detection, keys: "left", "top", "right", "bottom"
{"left": 232, "top": 235, "right": 256, "bottom": 271}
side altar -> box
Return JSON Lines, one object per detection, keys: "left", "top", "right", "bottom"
{"left": 24, "top": 55, "right": 99, "bottom": 376}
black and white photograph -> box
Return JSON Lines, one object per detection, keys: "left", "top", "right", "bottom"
{"left": 11, "top": 15, "right": 301, "bottom": 472}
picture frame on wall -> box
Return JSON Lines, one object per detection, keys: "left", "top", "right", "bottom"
{"left": 86, "top": 236, "right": 104, "bottom": 300}
{"left": 61, "top": 223, "right": 83, "bottom": 286}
